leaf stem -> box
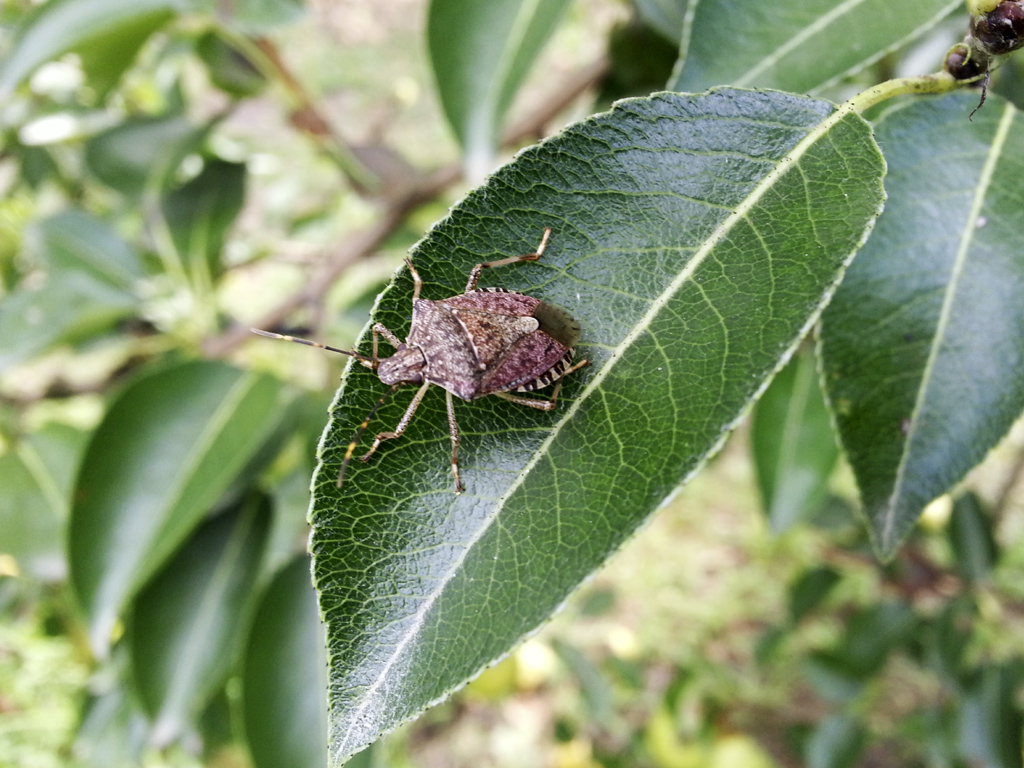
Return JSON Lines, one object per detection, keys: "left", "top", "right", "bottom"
{"left": 842, "top": 71, "right": 969, "bottom": 114}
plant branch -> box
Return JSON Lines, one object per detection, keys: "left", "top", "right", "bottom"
{"left": 203, "top": 55, "right": 610, "bottom": 359}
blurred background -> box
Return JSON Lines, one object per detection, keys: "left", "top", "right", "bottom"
{"left": 2, "top": 0, "right": 1024, "bottom": 766}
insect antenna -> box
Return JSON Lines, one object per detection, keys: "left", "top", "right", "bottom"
{"left": 337, "top": 383, "right": 404, "bottom": 488}
{"left": 250, "top": 328, "right": 376, "bottom": 365}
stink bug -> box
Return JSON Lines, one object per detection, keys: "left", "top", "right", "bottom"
{"left": 253, "top": 228, "right": 589, "bottom": 494}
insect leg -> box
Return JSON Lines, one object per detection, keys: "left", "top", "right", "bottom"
{"left": 404, "top": 258, "right": 423, "bottom": 301}
{"left": 360, "top": 380, "right": 432, "bottom": 462}
{"left": 445, "top": 390, "right": 464, "bottom": 494}
{"left": 337, "top": 383, "right": 404, "bottom": 488}
{"left": 464, "top": 227, "right": 552, "bottom": 292}
{"left": 371, "top": 323, "right": 403, "bottom": 366}
{"left": 493, "top": 358, "right": 590, "bottom": 410}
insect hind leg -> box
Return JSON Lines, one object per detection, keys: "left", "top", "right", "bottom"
{"left": 464, "top": 227, "right": 552, "bottom": 292}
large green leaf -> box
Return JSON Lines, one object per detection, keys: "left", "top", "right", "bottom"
{"left": 308, "top": 89, "right": 886, "bottom": 762}
{"left": 129, "top": 493, "right": 270, "bottom": 746}
{"left": 427, "top": 0, "right": 573, "bottom": 180}
{"left": 242, "top": 555, "right": 328, "bottom": 768}
{"left": 69, "top": 360, "right": 289, "bottom": 657}
{"left": 819, "top": 92, "right": 1024, "bottom": 556}
{"left": 751, "top": 347, "right": 839, "bottom": 532}
{"left": 0, "top": 0, "right": 181, "bottom": 98}
{"left": 669, "top": 0, "right": 961, "bottom": 94}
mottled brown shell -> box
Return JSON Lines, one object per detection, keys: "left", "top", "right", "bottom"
{"left": 406, "top": 287, "right": 579, "bottom": 401}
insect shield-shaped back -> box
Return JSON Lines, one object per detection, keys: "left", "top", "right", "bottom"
{"left": 251, "top": 228, "right": 589, "bottom": 494}
{"left": 416, "top": 289, "right": 581, "bottom": 401}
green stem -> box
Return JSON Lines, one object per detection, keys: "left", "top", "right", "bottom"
{"left": 843, "top": 71, "right": 968, "bottom": 114}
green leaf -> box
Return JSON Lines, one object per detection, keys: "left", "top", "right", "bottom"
{"left": 633, "top": 0, "right": 688, "bottom": 45}
{"left": 751, "top": 347, "right": 839, "bottom": 532}
{"left": 223, "top": 0, "right": 305, "bottom": 33}
{"left": 310, "top": 89, "right": 886, "bottom": 762}
{"left": 32, "top": 209, "right": 145, "bottom": 289}
{"left": 242, "top": 554, "right": 328, "bottom": 768}
{"left": 670, "top": 0, "right": 961, "bottom": 94}
{"left": 85, "top": 115, "right": 204, "bottom": 196}
{"left": 69, "top": 360, "right": 289, "bottom": 658}
{"left": 959, "top": 662, "right": 1024, "bottom": 768}
{"left": 948, "top": 492, "right": 999, "bottom": 584}
{"left": 129, "top": 493, "right": 270, "bottom": 746}
{"left": 819, "top": 92, "right": 1024, "bottom": 557}
{"left": 788, "top": 566, "right": 841, "bottom": 623}
{"left": 0, "top": 424, "right": 87, "bottom": 581}
{"left": 161, "top": 159, "right": 246, "bottom": 282}
{"left": 0, "top": 271, "right": 138, "bottom": 374}
{"left": 72, "top": 675, "right": 151, "bottom": 767}
{"left": 427, "top": 0, "right": 573, "bottom": 180}
{"left": 836, "top": 601, "right": 917, "bottom": 676}
{"left": 0, "top": 0, "right": 181, "bottom": 99}
{"left": 195, "top": 32, "right": 266, "bottom": 97}
{"left": 805, "top": 714, "right": 865, "bottom": 768}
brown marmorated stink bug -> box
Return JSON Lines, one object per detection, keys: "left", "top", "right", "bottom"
{"left": 252, "top": 228, "right": 589, "bottom": 494}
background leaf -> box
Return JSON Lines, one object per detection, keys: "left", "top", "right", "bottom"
{"left": 670, "top": 0, "right": 962, "bottom": 94}
{"left": 0, "top": 0, "right": 180, "bottom": 99}
{"left": 129, "top": 493, "right": 270, "bottom": 746}
{"left": 427, "top": 0, "right": 573, "bottom": 180}
{"left": 69, "top": 360, "right": 290, "bottom": 657}
{"left": 161, "top": 159, "right": 247, "bottom": 281}
{"left": 819, "top": 92, "right": 1024, "bottom": 556}
{"left": 85, "top": 115, "right": 205, "bottom": 196}
{"left": 751, "top": 346, "right": 839, "bottom": 532}
{"left": 242, "top": 554, "right": 328, "bottom": 768}
{"left": 310, "top": 89, "right": 886, "bottom": 763}
{"left": 0, "top": 424, "right": 87, "bottom": 581}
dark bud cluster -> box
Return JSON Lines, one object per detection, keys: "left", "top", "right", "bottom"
{"left": 971, "top": 0, "right": 1024, "bottom": 55}
{"left": 944, "top": 0, "right": 1024, "bottom": 87}
{"left": 944, "top": 42, "right": 991, "bottom": 80}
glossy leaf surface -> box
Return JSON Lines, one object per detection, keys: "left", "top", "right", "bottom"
{"left": 242, "top": 555, "right": 328, "bottom": 768}
{"left": 129, "top": 494, "right": 270, "bottom": 746}
{"left": 751, "top": 347, "right": 838, "bottom": 532}
{"left": 69, "top": 360, "right": 288, "bottom": 657}
{"left": 309, "top": 89, "right": 886, "bottom": 762}
{"left": 820, "top": 92, "right": 1024, "bottom": 556}
{"left": 670, "top": 0, "right": 961, "bottom": 94}
{"left": 427, "top": 0, "right": 572, "bottom": 180}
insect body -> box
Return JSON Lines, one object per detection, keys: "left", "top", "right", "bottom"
{"left": 253, "top": 228, "right": 589, "bottom": 493}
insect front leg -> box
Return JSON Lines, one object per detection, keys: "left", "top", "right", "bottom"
{"left": 464, "top": 227, "right": 552, "bottom": 292}
{"left": 371, "top": 322, "right": 403, "bottom": 367}
{"left": 360, "top": 380, "right": 431, "bottom": 462}
{"left": 445, "top": 390, "right": 464, "bottom": 494}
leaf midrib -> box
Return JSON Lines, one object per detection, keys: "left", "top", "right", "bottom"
{"left": 333, "top": 100, "right": 857, "bottom": 760}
